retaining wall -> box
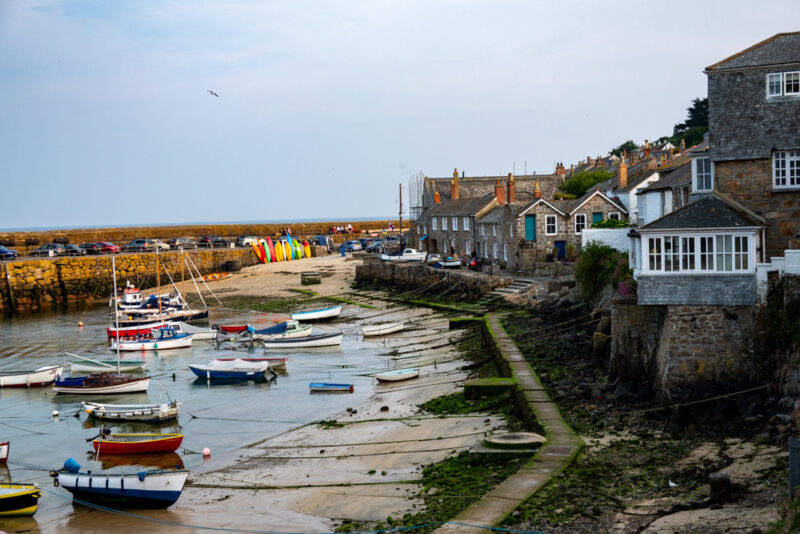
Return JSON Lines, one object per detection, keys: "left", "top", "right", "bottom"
{"left": 355, "top": 262, "right": 509, "bottom": 300}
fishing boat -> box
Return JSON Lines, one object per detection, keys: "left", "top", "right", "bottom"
{"left": 375, "top": 368, "right": 420, "bottom": 382}
{"left": 53, "top": 373, "right": 150, "bottom": 395}
{"left": 70, "top": 359, "right": 146, "bottom": 374}
{"left": 110, "top": 328, "right": 193, "bottom": 352}
{"left": 250, "top": 320, "right": 312, "bottom": 340}
{"left": 212, "top": 357, "right": 288, "bottom": 370}
{"left": 0, "top": 365, "right": 64, "bottom": 388}
{"left": 168, "top": 321, "right": 217, "bottom": 340}
{"left": 262, "top": 331, "right": 342, "bottom": 349}
{"left": 290, "top": 305, "right": 342, "bottom": 321}
{"left": 309, "top": 383, "right": 353, "bottom": 393}
{"left": 0, "top": 483, "right": 41, "bottom": 516}
{"left": 115, "top": 307, "right": 209, "bottom": 327}
{"left": 92, "top": 431, "right": 183, "bottom": 454}
{"left": 361, "top": 322, "right": 405, "bottom": 336}
{"left": 82, "top": 400, "right": 180, "bottom": 423}
{"left": 201, "top": 272, "right": 231, "bottom": 282}
{"left": 106, "top": 321, "right": 167, "bottom": 340}
{"left": 54, "top": 458, "right": 188, "bottom": 509}
{"left": 0, "top": 442, "right": 8, "bottom": 463}
{"left": 188, "top": 359, "right": 273, "bottom": 380}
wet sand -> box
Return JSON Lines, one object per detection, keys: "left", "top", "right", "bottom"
{"left": 30, "top": 254, "right": 501, "bottom": 533}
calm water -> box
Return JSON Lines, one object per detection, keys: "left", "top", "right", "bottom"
{"left": 0, "top": 303, "right": 425, "bottom": 525}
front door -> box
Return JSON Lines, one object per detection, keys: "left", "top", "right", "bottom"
{"left": 525, "top": 215, "right": 536, "bottom": 242}
{"left": 592, "top": 212, "right": 603, "bottom": 225}
{"left": 554, "top": 241, "right": 566, "bottom": 260}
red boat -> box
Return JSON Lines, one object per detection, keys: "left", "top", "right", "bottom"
{"left": 92, "top": 433, "right": 183, "bottom": 454}
{"left": 106, "top": 322, "right": 166, "bottom": 339}
{"left": 213, "top": 324, "right": 249, "bottom": 334}
{"left": 0, "top": 441, "right": 8, "bottom": 462}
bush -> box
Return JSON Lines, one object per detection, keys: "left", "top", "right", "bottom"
{"left": 575, "top": 242, "right": 636, "bottom": 300}
{"left": 559, "top": 169, "right": 614, "bottom": 197}
{"left": 591, "top": 218, "right": 630, "bottom": 229}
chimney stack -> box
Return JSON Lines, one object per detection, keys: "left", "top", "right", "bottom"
{"left": 555, "top": 162, "right": 566, "bottom": 177}
{"left": 495, "top": 180, "right": 506, "bottom": 206}
{"left": 450, "top": 168, "right": 460, "bottom": 200}
{"left": 534, "top": 181, "right": 542, "bottom": 199}
{"left": 680, "top": 138, "right": 686, "bottom": 155}
{"left": 507, "top": 173, "right": 516, "bottom": 203}
{"left": 619, "top": 156, "right": 628, "bottom": 189}
{"left": 434, "top": 191, "right": 441, "bottom": 204}
{"left": 643, "top": 139, "right": 651, "bottom": 159}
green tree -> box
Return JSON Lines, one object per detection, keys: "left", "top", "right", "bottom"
{"left": 558, "top": 169, "right": 614, "bottom": 197}
{"left": 610, "top": 140, "right": 638, "bottom": 158}
{"left": 673, "top": 97, "right": 708, "bottom": 136}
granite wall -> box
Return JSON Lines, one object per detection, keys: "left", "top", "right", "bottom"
{"left": 355, "top": 262, "right": 509, "bottom": 300}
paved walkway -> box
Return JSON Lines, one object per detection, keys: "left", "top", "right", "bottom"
{"left": 432, "top": 313, "right": 584, "bottom": 533}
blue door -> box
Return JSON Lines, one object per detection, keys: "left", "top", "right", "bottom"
{"left": 554, "top": 241, "right": 566, "bottom": 260}
{"left": 525, "top": 215, "right": 536, "bottom": 242}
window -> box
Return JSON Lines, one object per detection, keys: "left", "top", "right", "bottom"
{"left": 681, "top": 237, "right": 695, "bottom": 271}
{"left": 786, "top": 72, "right": 800, "bottom": 95}
{"left": 492, "top": 224, "right": 496, "bottom": 237}
{"left": 416, "top": 225, "right": 420, "bottom": 234}
{"left": 768, "top": 73, "right": 783, "bottom": 97}
{"left": 443, "top": 239, "right": 448, "bottom": 254}
{"left": 465, "top": 240, "right": 471, "bottom": 256}
{"left": 694, "top": 157, "right": 713, "bottom": 191}
{"left": 432, "top": 218, "right": 438, "bottom": 230}
{"left": 648, "top": 238, "right": 661, "bottom": 271}
{"left": 716, "top": 235, "right": 749, "bottom": 271}
{"left": 575, "top": 214, "right": 586, "bottom": 234}
{"left": 423, "top": 224, "right": 427, "bottom": 234}
{"left": 774, "top": 151, "right": 800, "bottom": 189}
{"left": 492, "top": 243, "right": 497, "bottom": 259}
{"left": 463, "top": 217, "right": 469, "bottom": 231}
{"left": 545, "top": 215, "right": 557, "bottom": 235}
{"left": 645, "top": 234, "right": 750, "bottom": 273}
{"left": 609, "top": 212, "right": 620, "bottom": 221}
{"left": 442, "top": 217, "right": 448, "bottom": 231}
{"left": 699, "top": 236, "right": 714, "bottom": 270}
{"left": 503, "top": 244, "right": 508, "bottom": 261}
{"left": 480, "top": 224, "right": 485, "bottom": 236}
{"left": 509, "top": 223, "right": 514, "bottom": 238}
{"left": 484, "top": 242, "right": 489, "bottom": 258}
{"left": 663, "top": 236, "right": 680, "bottom": 272}
{"left": 452, "top": 217, "right": 458, "bottom": 231}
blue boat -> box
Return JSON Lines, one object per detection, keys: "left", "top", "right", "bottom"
{"left": 188, "top": 359, "right": 272, "bottom": 380}
{"left": 309, "top": 382, "right": 353, "bottom": 393}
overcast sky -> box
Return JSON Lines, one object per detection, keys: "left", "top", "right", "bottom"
{"left": 1, "top": 1, "right": 797, "bottom": 230}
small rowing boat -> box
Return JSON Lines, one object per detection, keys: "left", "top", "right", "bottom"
{"left": 0, "top": 365, "right": 64, "bottom": 388}
{"left": 188, "top": 359, "right": 273, "bottom": 380}
{"left": 53, "top": 373, "right": 150, "bottom": 395}
{"left": 54, "top": 458, "right": 188, "bottom": 509}
{"left": 361, "top": 322, "right": 405, "bottom": 336}
{"left": 262, "top": 331, "right": 342, "bottom": 349}
{"left": 168, "top": 321, "right": 217, "bottom": 340}
{"left": 375, "top": 368, "right": 420, "bottom": 382}
{"left": 92, "top": 432, "right": 184, "bottom": 454}
{"left": 201, "top": 272, "right": 231, "bottom": 282}
{"left": 0, "top": 483, "right": 41, "bottom": 516}
{"left": 291, "top": 305, "right": 342, "bottom": 321}
{"left": 82, "top": 401, "right": 180, "bottom": 423}
{"left": 212, "top": 357, "right": 288, "bottom": 370}
{"left": 309, "top": 382, "right": 353, "bottom": 392}
{"left": 213, "top": 323, "right": 250, "bottom": 334}
{"left": 70, "top": 360, "right": 146, "bottom": 374}
{"left": 251, "top": 320, "right": 312, "bottom": 339}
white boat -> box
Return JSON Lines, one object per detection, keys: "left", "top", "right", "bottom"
{"left": 361, "top": 322, "right": 405, "bottom": 336}
{"left": 82, "top": 401, "right": 180, "bottom": 423}
{"left": 291, "top": 305, "right": 342, "bottom": 321}
{"left": 168, "top": 321, "right": 217, "bottom": 340}
{"left": 251, "top": 321, "right": 313, "bottom": 340}
{"left": 189, "top": 359, "right": 272, "bottom": 380}
{"left": 211, "top": 358, "right": 288, "bottom": 370}
{"left": 375, "top": 368, "right": 420, "bottom": 383}
{"left": 0, "top": 365, "right": 64, "bottom": 388}
{"left": 70, "top": 360, "right": 146, "bottom": 373}
{"left": 262, "top": 331, "right": 343, "bottom": 349}
{"left": 111, "top": 329, "right": 193, "bottom": 352}
{"left": 53, "top": 374, "right": 150, "bottom": 395}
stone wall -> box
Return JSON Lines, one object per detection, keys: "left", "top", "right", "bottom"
{"left": 354, "top": 262, "right": 509, "bottom": 300}
{"left": 637, "top": 274, "right": 756, "bottom": 306}
{"left": 0, "top": 248, "right": 263, "bottom": 314}
{"left": 609, "top": 296, "right": 667, "bottom": 383}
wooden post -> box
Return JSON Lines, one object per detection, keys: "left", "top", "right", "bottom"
{"left": 3, "top": 263, "right": 16, "bottom": 313}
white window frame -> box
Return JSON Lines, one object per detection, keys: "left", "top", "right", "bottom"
{"left": 492, "top": 224, "right": 496, "bottom": 237}
{"left": 575, "top": 214, "right": 586, "bottom": 235}
{"left": 452, "top": 216, "right": 458, "bottom": 231}
{"left": 423, "top": 224, "right": 427, "bottom": 234}
{"left": 773, "top": 150, "right": 800, "bottom": 189}
{"left": 509, "top": 222, "right": 514, "bottom": 238}
{"left": 442, "top": 217, "right": 448, "bottom": 231}
{"left": 545, "top": 215, "right": 557, "bottom": 236}
{"left": 643, "top": 233, "right": 753, "bottom": 275}
{"left": 432, "top": 217, "right": 438, "bottom": 231}
{"left": 416, "top": 225, "right": 420, "bottom": 234}
{"left": 492, "top": 243, "right": 497, "bottom": 259}
{"left": 465, "top": 240, "right": 471, "bottom": 256}
{"left": 503, "top": 243, "right": 508, "bottom": 261}
{"left": 692, "top": 157, "right": 714, "bottom": 192}
{"left": 463, "top": 217, "right": 470, "bottom": 231}
{"left": 767, "top": 72, "right": 783, "bottom": 97}
{"left": 785, "top": 72, "right": 800, "bottom": 95}
{"left": 484, "top": 242, "right": 489, "bottom": 258}
{"left": 609, "top": 212, "right": 620, "bottom": 221}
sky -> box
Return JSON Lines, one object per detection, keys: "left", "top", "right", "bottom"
{"left": 1, "top": 1, "right": 798, "bottom": 230}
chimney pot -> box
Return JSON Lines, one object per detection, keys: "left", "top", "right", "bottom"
{"left": 434, "top": 191, "right": 441, "bottom": 204}
{"left": 619, "top": 157, "right": 628, "bottom": 189}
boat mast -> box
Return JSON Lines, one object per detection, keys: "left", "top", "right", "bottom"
{"left": 156, "top": 247, "right": 162, "bottom": 316}
{"left": 180, "top": 247, "right": 185, "bottom": 304}
{"left": 112, "top": 256, "right": 120, "bottom": 374}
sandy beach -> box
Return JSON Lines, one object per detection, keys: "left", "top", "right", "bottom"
{"left": 29, "top": 253, "right": 504, "bottom": 533}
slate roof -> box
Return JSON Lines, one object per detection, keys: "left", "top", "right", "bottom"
{"left": 519, "top": 188, "right": 626, "bottom": 217}
{"left": 706, "top": 32, "right": 800, "bottom": 71}
{"left": 640, "top": 192, "right": 765, "bottom": 231}
{"left": 424, "top": 194, "right": 495, "bottom": 217}
{"left": 477, "top": 205, "right": 507, "bottom": 224}
{"left": 637, "top": 161, "right": 691, "bottom": 194}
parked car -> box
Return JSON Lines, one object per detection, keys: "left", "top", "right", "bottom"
{"left": 0, "top": 245, "right": 18, "bottom": 260}
{"left": 31, "top": 243, "right": 66, "bottom": 256}
{"left": 168, "top": 237, "right": 196, "bottom": 249}
{"left": 236, "top": 236, "right": 258, "bottom": 247}
{"left": 60, "top": 244, "right": 87, "bottom": 256}
{"left": 79, "top": 242, "right": 103, "bottom": 254}
{"left": 122, "top": 239, "right": 155, "bottom": 252}
{"left": 199, "top": 236, "right": 228, "bottom": 248}
{"left": 151, "top": 239, "right": 170, "bottom": 250}
{"left": 365, "top": 240, "right": 385, "bottom": 253}
{"left": 358, "top": 238, "right": 379, "bottom": 249}
{"left": 95, "top": 241, "right": 121, "bottom": 254}
{"left": 339, "top": 240, "right": 362, "bottom": 252}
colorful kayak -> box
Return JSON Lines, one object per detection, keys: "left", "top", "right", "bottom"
{"left": 250, "top": 241, "right": 264, "bottom": 263}
{"left": 267, "top": 237, "right": 276, "bottom": 263}
{"left": 260, "top": 239, "right": 271, "bottom": 263}
{"left": 92, "top": 433, "right": 184, "bottom": 454}
{"left": 304, "top": 241, "right": 312, "bottom": 258}
{"left": 0, "top": 483, "right": 41, "bottom": 516}
{"left": 274, "top": 239, "right": 284, "bottom": 262}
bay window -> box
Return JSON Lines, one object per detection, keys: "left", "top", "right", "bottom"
{"left": 645, "top": 234, "right": 751, "bottom": 273}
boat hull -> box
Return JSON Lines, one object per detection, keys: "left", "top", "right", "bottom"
{"left": 375, "top": 368, "right": 420, "bottom": 382}
{"left": 54, "top": 376, "right": 150, "bottom": 395}
{"left": 309, "top": 383, "right": 353, "bottom": 392}
{"left": 93, "top": 434, "right": 183, "bottom": 454}
{"left": 57, "top": 471, "right": 188, "bottom": 509}
{"left": 0, "top": 365, "right": 64, "bottom": 388}
{"left": 212, "top": 358, "right": 287, "bottom": 370}
{"left": 115, "top": 309, "right": 208, "bottom": 326}
{"left": 83, "top": 402, "right": 180, "bottom": 423}
{"left": 70, "top": 361, "right": 146, "bottom": 373}
{"left": 107, "top": 322, "right": 166, "bottom": 339}
{"left": 263, "top": 332, "right": 342, "bottom": 349}
{"left": 0, "top": 484, "right": 41, "bottom": 516}
{"left": 361, "top": 322, "right": 405, "bottom": 336}
{"left": 290, "top": 305, "right": 342, "bottom": 321}
{"left": 111, "top": 335, "right": 193, "bottom": 352}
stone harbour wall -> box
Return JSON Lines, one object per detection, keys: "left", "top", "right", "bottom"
{"left": 0, "top": 248, "right": 262, "bottom": 314}
{"left": 609, "top": 296, "right": 667, "bottom": 383}
{"left": 355, "top": 262, "right": 509, "bottom": 300}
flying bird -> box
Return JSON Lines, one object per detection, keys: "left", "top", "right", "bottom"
{"left": 207, "top": 90, "right": 219, "bottom": 97}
